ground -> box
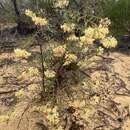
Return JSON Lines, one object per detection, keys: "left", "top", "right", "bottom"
{"left": 110, "top": 52, "right": 130, "bottom": 130}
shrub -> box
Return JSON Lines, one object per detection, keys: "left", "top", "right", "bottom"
{"left": 21, "top": 4, "right": 117, "bottom": 100}
{"left": 0, "top": 1, "right": 120, "bottom": 130}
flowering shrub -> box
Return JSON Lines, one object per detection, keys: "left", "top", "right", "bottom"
{"left": 5, "top": 2, "right": 119, "bottom": 129}
{"left": 20, "top": 4, "right": 118, "bottom": 99}
{"left": 0, "top": 1, "right": 127, "bottom": 130}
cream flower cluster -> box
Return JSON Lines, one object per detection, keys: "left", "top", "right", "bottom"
{"left": 25, "top": 9, "right": 35, "bottom": 18}
{"left": 45, "top": 70, "right": 56, "bottom": 79}
{"left": 63, "top": 53, "right": 77, "bottom": 66}
{"left": 93, "top": 25, "right": 109, "bottom": 39}
{"left": 53, "top": 45, "right": 66, "bottom": 57}
{"left": 14, "top": 48, "right": 31, "bottom": 59}
{"left": 80, "top": 36, "right": 94, "bottom": 45}
{"left": 61, "top": 23, "right": 75, "bottom": 33}
{"left": 52, "top": 45, "right": 77, "bottom": 66}
{"left": 27, "top": 67, "right": 39, "bottom": 76}
{"left": 80, "top": 18, "right": 118, "bottom": 48}
{"left": 97, "top": 47, "right": 104, "bottom": 55}
{"left": 15, "top": 89, "right": 25, "bottom": 98}
{"left": 80, "top": 27, "right": 95, "bottom": 45}
{"left": 25, "top": 9, "right": 48, "bottom": 26}
{"left": 67, "top": 34, "right": 79, "bottom": 41}
{"left": 80, "top": 26, "right": 109, "bottom": 44}
{"left": 54, "top": 0, "right": 69, "bottom": 8}
{"left": 19, "top": 67, "right": 40, "bottom": 80}
{"left": 101, "top": 37, "right": 117, "bottom": 48}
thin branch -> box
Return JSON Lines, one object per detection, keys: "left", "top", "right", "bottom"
{"left": 11, "top": 0, "right": 20, "bottom": 17}
{"left": 39, "top": 42, "right": 45, "bottom": 95}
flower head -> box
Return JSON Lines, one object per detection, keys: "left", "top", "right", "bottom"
{"left": 67, "top": 34, "right": 79, "bottom": 41}
{"left": 54, "top": 0, "right": 69, "bottom": 8}
{"left": 97, "top": 47, "right": 104, "bottom": 55}
{"left": 45, "top": 70, "right": 56, "bottom": 79}
{"left": 53, "top": 45, "right": 66, "bottom": 57}
{"left": 80, "top": 36, "right": 94, "bottom": 45}
{"left": 25, "top": 9, "right": 36, "bottom": 18}
{"left": 28, "top": 67, "right": 40, "bottom": 76}
{"left": 101, "top": 37, "right": 117, "bottom": 48}
{"left": 61, "top": 23, "right": 75, "bottom": 33}
{"left": 93, "top": 26, "right": 109, "bottom": 40}
{"left": 25, "top": 9, "right": 48, "bottom": 26}
{"left": 32, "top": 16, "right": 48, "bottom": 26}
{"left": 15, "top": 89, "right": 25, "bottom": 98}
{"left": 14, "top": 49, "right": 31, "bottom": 59}
{"left": 64, "top": 53, "right": 77, "bottom": 66}
{"left": 84, "top": 27, "right": 95, "bottom": 38}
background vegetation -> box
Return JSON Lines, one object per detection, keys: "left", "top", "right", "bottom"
{"left": 101, "top": 0, "right": 130, "bottom": 37}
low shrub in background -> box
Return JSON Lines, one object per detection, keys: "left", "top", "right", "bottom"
{"left": 101, "top": 0, "right": 130, "bottom": 37}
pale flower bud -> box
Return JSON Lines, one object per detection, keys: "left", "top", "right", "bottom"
{"left": 61, "top": 23, "right": 75, "bottom": 33}
{"left": 63, "top": 53, "right": 77, "bottom": 66}
{"left": 101, "top": 37, "right": 117, "bottom": 48}
{"left": 14, "top": 49, "right": 31, "bottom": 59}
{"left": 53, "top": 45, "right": 66, "bottom": 57}
{"left": 45, "top": 70, "right": 56, "bottom": 79}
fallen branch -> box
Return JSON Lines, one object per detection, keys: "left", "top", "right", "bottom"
{"left": 17, "top": 102, "right": 30, "bottom": 128}
{"left": 0, "top": 89, "right": 17, "bottom": 94}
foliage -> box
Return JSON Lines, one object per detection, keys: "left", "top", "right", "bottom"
{"left": 0, "top": 0, "right": 16, "bottom": 22}
{"left": 101, "top": 0, "right": 130, "bottom": 37}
